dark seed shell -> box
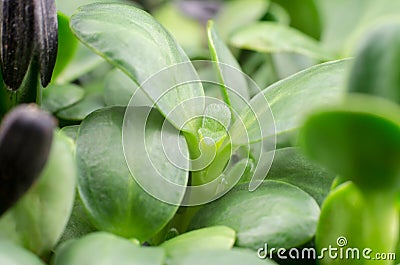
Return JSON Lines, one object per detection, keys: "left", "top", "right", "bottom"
{"left": 34, "top": 0, "right": 58, "bottom": 87}
{"left": 1, "top": 0, "right": 35, "bottom": 90}
{"left": 0, "top": 104, "right": 55, "bottom": 215}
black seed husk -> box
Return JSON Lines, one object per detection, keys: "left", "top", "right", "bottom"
{"left": 34, "top": 0, "right": 58, "bottom": 87}
{"left": 0, "top": 104, "right": 55, "bottom": 215}
{"left": 1, "top": 0, "right": 36, "bottom": 90}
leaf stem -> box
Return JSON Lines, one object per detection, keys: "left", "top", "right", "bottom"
{"left": 361, "top": 191, "right": 398, "bottom": 259}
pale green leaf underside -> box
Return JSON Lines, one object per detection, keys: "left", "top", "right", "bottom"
{"left": 230, "top": 22, "right": 334, "bottom": 60}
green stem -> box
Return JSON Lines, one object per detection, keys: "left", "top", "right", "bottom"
{"left": 0, "top": 57, "right": 41, "bottom": 118}
{"left": 183, "top": 131, "right": 201, "bottom": 159}
{"left": 0, "top": 86, "right": 16, "bottom": 118}
{"left": 170, "top": 205, "right": 202, "bottom": 234}
{"left": 150, "top": 204, "right": 202, "bottom": 245}
{"left": 16, "top": 57, "right": 41, "bottom": 106}
{"left": 191, "top": 143, "right": 231, "bottom": 186}
{"left": 361, "top": 191, "right": 398, "bottom": 262}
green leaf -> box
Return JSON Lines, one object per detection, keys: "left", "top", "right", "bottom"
{"left": 70, "top": 3, "right": 204, "bottom": 134}
{"left": 316, "top": 182, "right": 398, "bottom": 265}
{"left": 267, "top": 148, "right": 334, "bottom": 205}
{"left": 76, "top": 107, "right": 188, "bottom": 240}
{"left": 58, "top": 195, "right": 97, "bottom": 244}
{"left": 56, "top": 94, "right": 105, "bottom": 121}
{"left": 53, "top": 232, "right": 165, "bottom": 265}
{"left": 230, "top": 22, "right": 333, "bottom": 60}
{"left": 189, "top": 180, "right": 320, "bottom": 250}
{"left": 56, "top": 0, "right": 134, "bottom": 16}
{"left": 54, "top": 44, "right": 104, "bottom": 84}
{"left": 103, "top": 68, "right": 151, "bottom": 107}
{"left": 207, "top": 20, "right": 250, "bottom": 109}
{"left": 199, "top": 103, "right": 231, "bottom": 143}
{"left": 265, "top": 2, "right": 290, "bottom": 25}
{"left": 316, "top": 0, "right": 400, "bottom": 55}
{"left": 153, "top": 2, "right": 205, "bottom": 57}
{"left": 161, "top": 226, "right": 235, "bottom": 262}
{"left": 215, "top": 0, "right": 270, "bottom": 40}
{"left": 42, "top": 83, "right": 84, "bottom": 113}
{"left": 122, "top": 106, "right": 189, "bottom": 206}
{"left": 228, "top": 158, "right": 255, "bottom": 186}
{"left": 0, "top": 131, "right": 77, "bottom": 256}
{"left": 300, "top": 95, "right": 400, "bottom": 192}
{"left": 230, "top": 59, "right": 350, "bottom": 145}
{"left": 60, "top": 125, "right": 80, "bottom": 142}
{"left": 56, "top": 81, "right": 106, "bottom": 121}
{"left": 272, "top": 53, "right": 316, "bottom": 80}
{"left": 0, "top": 241, "right": 46, "bottom": 265}
{"left": 166, "top": 248, "right": 277, "bottom": 265}
{"left": 272, "top": 0, "right": 321, "bottom": 39}
{"left": 52, "top": 12, "right": 79, "bottom": 81}
{"left": 242, "top": 147, "right": 335, "bottom": 205}
{"left": 228, "top": 60, "right": 348, "bottom": 191}
{"left": 348, "top": 22, "right": 400, "bottom": 104}
{"left": 241, "top": 53, "right": 278, "bottom": 92}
